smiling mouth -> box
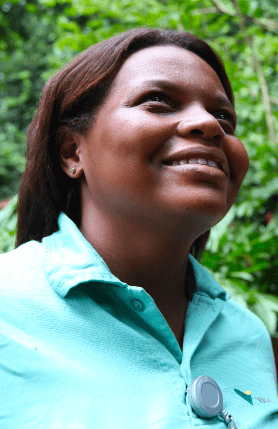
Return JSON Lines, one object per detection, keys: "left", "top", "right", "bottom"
{"left": 163, "top": 158, "right": 223, "bottom": 171}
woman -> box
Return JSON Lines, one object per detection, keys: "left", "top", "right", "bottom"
{"left": 0, "top": 27, "right": 277, "bottom": 428}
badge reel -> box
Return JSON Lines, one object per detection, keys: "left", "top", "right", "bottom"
{"left": 187, "top": 376, "right": 238, "bottom": 429}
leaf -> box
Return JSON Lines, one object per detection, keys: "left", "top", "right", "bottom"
{"left": 38, "top": 0, "right": 56, "bottom": 7}
{"left": 253, "top": 7, "right": 264, "bottom": 18}
{"left": 26, "top": 3, "right": 37, "bottom": 13}
{"left": 0, "top": 195, "right": 18, "bottom": 227}
{"left": 230, "top": 271, "right": 255, "bottom": 282}
{"left": 238, "top": 0, "right": 250, "bottom": 15}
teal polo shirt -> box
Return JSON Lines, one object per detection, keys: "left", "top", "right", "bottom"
{"left": 0, "top": 211, "right": 277, "bottom": 428}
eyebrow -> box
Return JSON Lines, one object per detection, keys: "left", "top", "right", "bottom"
{"left": 135, "top": 79, "right": 234, "bottom": 110}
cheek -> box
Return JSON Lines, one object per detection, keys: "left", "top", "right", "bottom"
{"left": 226, "top": 138, "right": 249, "bottom": 205}
{"left": 83, "top": 136, "right": 152, "bottom": 198}
{"left": 234, "top": 141, "right": 249, "bottom": 184}
{"left": 226, "top": 137, "right": 249, "bottom": 183}
{"left": 110, "top": 109, "right": 176, "bottom": 158}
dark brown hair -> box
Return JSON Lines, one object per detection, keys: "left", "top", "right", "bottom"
{"left": 15, "top": 26, "right": 235, "bottom": 262}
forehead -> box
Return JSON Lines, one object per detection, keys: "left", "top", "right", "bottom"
{"left": 111, "top": 45, "right": 227, "bottom": 97}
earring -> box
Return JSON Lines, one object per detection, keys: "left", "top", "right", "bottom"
{"left": 70, "top": 167, "right": 76, "bottom": 174}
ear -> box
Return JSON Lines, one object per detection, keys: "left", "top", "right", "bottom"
{"left": 57, "top": 126, "right": 83, "bottom": 178}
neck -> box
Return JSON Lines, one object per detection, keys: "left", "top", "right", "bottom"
{"left": 79, "top": 208, "right": 201, "bottom": 315}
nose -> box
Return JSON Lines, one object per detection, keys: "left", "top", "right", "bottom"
{"left": 176, "top": 105, "right": 226, "bottom": 144}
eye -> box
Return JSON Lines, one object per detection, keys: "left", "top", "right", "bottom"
{"left": 143, "top": 92, "right": 171, "bottom": 105}
{"left": 215, "top": 111, "right": 236, "bottom": 128}
{"left": 217, "top": 112, "right": 230, "bottom": 120}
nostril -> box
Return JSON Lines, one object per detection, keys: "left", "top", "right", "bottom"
{"left": 214, "top": 134, "right": 222, "bottom": 140}
{"left": 190, "top": 129, "right": 204, "bottom": 135}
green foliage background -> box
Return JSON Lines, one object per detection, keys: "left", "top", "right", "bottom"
{"left": 1, "top": 0, "right": 278, "bottom": 338}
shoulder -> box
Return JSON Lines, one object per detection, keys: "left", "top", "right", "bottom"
{"left": 225, "top": 295, "right": 270, "bottom": 337}
{"left": 0, "top": 239, "right": 43, "bottom": 270}
{"left": 221, "top": 294, "right": 276, "bottom": 375}
{"left": 226, "top": 297, "right": 278, "bottom": 391}
{"left": 0, "top": 240, "right": 47, "bottom": 297}
{"left": 0, "top": 240, "right": 68, "bottom": 334}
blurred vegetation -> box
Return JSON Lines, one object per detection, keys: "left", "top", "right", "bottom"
{"left": 0, "top": 0, "right": 278, "bottom": 338}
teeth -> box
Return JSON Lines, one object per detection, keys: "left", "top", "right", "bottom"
{"left": 207, "top": 160, "right": 218, "bottom": 168}
{"left": 188, "top": 158, "right": 208, "bottom": 165}
{"left": 168, "top": 158, "right": 221, "bottom": 170}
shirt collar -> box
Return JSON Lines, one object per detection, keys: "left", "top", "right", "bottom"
{"left": 43, "top": 211, "right": 231, "bottom": 302}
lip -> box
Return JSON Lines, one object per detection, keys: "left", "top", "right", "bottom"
{"left": 161, "top": 147, "right": 229, "bottom": 177}
{"left": 162, "top": 162, "right": 226, "bottom": 181}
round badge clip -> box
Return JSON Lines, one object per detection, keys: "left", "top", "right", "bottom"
{"left": 187, "top": 376, "right": 238, "bottom": 428}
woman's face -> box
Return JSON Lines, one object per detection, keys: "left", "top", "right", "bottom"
{"left": 75, "top": 45, "right": 249, "bottom": 233}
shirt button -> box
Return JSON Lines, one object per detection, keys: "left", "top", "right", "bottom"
{"left": 131, "top": 299, "right": 145, "bottom": 312}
